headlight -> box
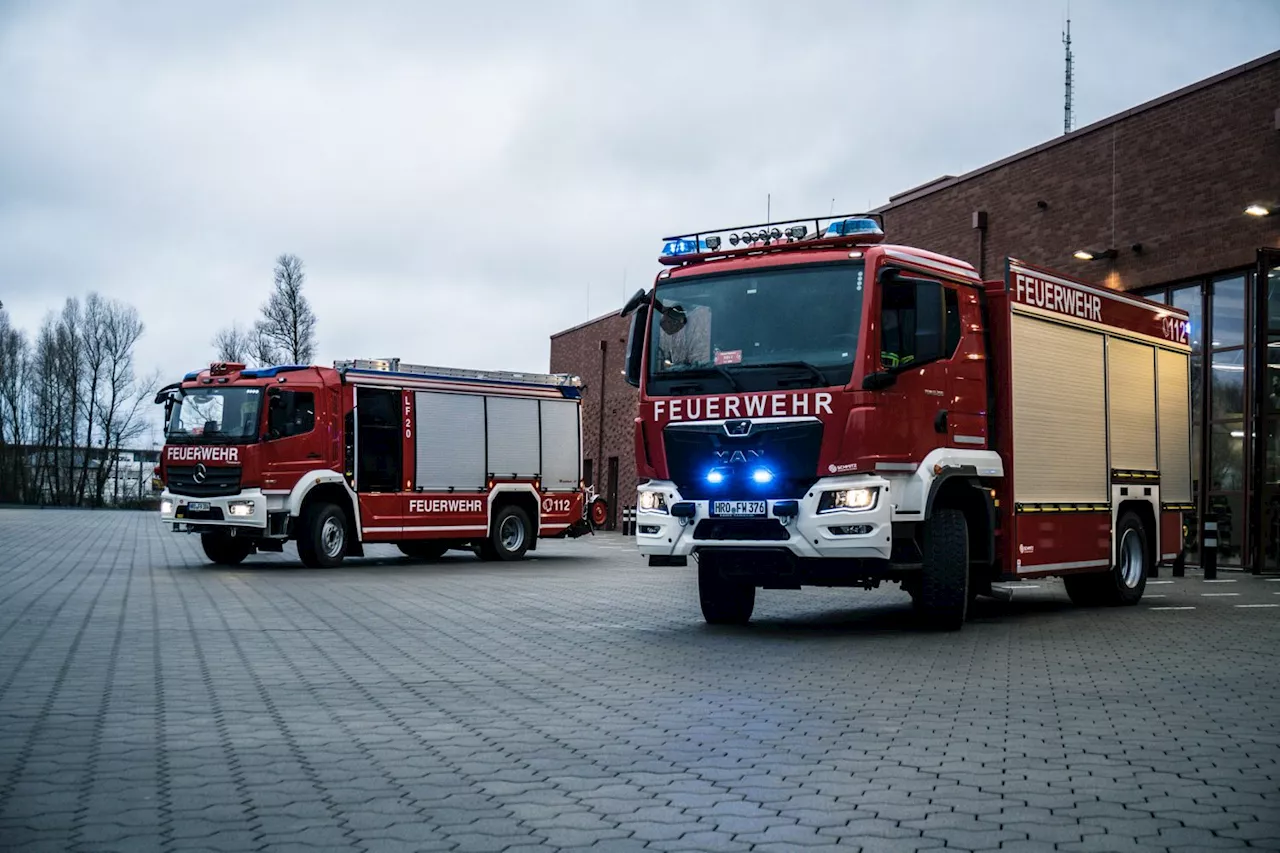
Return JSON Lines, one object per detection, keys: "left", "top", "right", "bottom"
{"left": 160, "top": 499, "right": 173, "bottom": 515}
{"left": 818, "top": 487, "right": 878, "bottom": 513}
{"left": 227, "top": 500, "right": 255, "bottom": 517}
{"left": 638, "top": 491, "right": 668, "bottom": 513}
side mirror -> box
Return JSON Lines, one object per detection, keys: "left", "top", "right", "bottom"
{"left": 624, "top": 305, "right": 648, "bottom": 388}
{"left": 620, "top": 288, "right": 649, "bottom": 317}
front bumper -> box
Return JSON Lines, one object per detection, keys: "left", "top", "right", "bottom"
{"left": 635, "top": 476, "right": 894, "bottom": 561}
{"left": 159, "top": 488, "right": 282, "bottom": 532}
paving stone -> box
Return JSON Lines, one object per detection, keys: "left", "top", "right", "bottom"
{"left": 1, "top": 512, "right": 1278, "bottom": 853}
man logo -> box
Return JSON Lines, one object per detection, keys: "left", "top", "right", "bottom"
{"left": 714, "top": 449, "right": 763, "bottom": 464}
{"left": 724, "top": 419, "right": 752, "bottom": 436}
{"left": 192, "top": 462, "right": 208, "bottom": 484}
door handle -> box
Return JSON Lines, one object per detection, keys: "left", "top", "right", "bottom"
{"left": 307, "top": 452, "right": 322, "bottom": 459}
{"left": 934, "top": 410, "right": 949, "bottom": 434}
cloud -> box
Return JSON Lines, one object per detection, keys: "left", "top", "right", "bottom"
{"left": 1, "top": 0, "right": 1276, "bottom": 447}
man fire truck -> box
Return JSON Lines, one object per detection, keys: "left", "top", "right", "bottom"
{"left": 156, "top": 358, "right": 604, "bottom": 567}
{"left": 621, "top": 215, "right": 1192, "bottom": 629}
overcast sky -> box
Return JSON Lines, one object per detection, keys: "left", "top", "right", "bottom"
{"left": 2, "top": 0, "right": 1277, "bottom": 437}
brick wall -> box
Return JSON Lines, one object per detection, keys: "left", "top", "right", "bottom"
{"left": 550, "top": 312, "right": 639, "bottom": 528}
{"left": 881, "top": 54, "right": 1280, "bottom": 290}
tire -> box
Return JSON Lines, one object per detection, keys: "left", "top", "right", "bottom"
{"left": 397, "top": 541, "right": 450, "bottom": 561}
{"left": 698, "top": 554, "right": 755, "bottom": 625}
{"left": 589, "top": 498, "right": 609, "bottom": 528}
{"left": 200, "top": 533, "right": 253, "bottom": 566}
{"left": 479, "top": 505, "right": 532, "bottom": 562}
{"left": 296, "top": 502, "right": 348, "bottom": 568}
{"left": 1065, "top": 511, "right": 1148, "bottom": 607}
{"left": 917, "top": 508, "right": 969, "bottom": 630}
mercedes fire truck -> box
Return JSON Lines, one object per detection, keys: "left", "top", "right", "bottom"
{"left": 622, "top": 215, "right": 1192, "bottom": 629}
{"left": 156, "top": 358, "right": 602, "bottom": 567}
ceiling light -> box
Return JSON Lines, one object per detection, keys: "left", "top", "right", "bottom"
{"left": 1073, "top": 250, "right": 1094, "bottom": 261}
{"left": 1245, "top": 204, "right": 1270, "bottom": 217}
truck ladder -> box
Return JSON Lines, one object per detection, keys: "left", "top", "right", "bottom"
{"left": 334, "top": 358, "right": 582, "bottom": 388}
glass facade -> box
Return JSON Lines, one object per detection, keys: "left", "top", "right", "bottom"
{"left": 1139, "top": 251, "right": 1280, "bottom": 571}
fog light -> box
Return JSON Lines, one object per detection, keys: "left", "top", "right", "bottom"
{"left": 638, "top": 491, "right": 668, "bottom": 513}
{"left": 638, "top": 524, "right": 661, "bottom": 535}
{"left": 227, "top": 500, "right": 255, "bottom": 517}
{"left": 160, "top": 499, "right": 173, "bottom": 515}
{"left": 818, "top": 487, "right": 878, "bottom": 513}
{"left": 830, "top": 524, "right": 873, "bottom": 536}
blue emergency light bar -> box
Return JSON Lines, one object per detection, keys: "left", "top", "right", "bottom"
{"left": 658, "top": 212, "right": 885, "bottom": 265}
{"left": 825, "top": 217, "right": 884, "bottom": 238}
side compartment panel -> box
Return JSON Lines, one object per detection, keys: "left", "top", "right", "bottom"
{"left": 1107, "top": 338, "right": 1157, "bottom": 471}
{"left": 539, "top": 399, "right": 581, "bottom": 491}
{"left": 1014, "top": 511, "right": 1112, "bottom": 575}
{"left": 486, "top": 396, "right": 541, "bottom": 479}
{"left": 414, "top": 392, "right": 486, "bottom": 490}
{"left": 1160, "top": 510, "right": 1184, "bottom": 561}
{"left": 1010, "top": 314, "right": 1108, "bottom": 503}
{"left": 1156, "top": 348, "right": 1193, "bottom": 504}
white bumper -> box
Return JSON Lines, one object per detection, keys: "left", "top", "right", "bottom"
{"left": 635, "top": 476, "right": 893, "bottom": 561}
{"left": 159, "top": 488, "right": 285, "bottom": 531}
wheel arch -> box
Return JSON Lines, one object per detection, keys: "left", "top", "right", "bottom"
{"left": 297, "top": 481, "right": 363, "bottom": 557}
{"left": 926, "top": 473, "right": 996, "bottom": 570}
{"left": 488, "top": 486, "right": 540, "bottom": 546}
{"left": 1116, "top": 499, "right": 1157, "bottom": 570}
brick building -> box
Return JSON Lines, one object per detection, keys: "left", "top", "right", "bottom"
{"left": 549, "top": 312, "right": 636, "bottom": 530}
{"left": 550, "top": 50, "right": 1280, "bottom": 560}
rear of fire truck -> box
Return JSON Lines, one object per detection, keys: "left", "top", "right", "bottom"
{"left": 622, "top": 214, "right": 1189, "bottom": 630}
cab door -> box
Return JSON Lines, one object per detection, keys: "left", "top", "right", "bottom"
{"left": 260, "top": 387, "right": 323, "bottom": 493}
{"left": 870, "top": 273, "right": 950, "bottom": 464}
{"left": 355, "top": 387, "right": 405, "bottom": 540}
{"left": 942, "top": 283, "right": 989, "bottom": 449}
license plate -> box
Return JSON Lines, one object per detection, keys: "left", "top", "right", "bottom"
{"left": 712, "top": 500, "right": 766, "bottom": 518}
{"left": 187, "top": 501, "right": 210, "bottom": 512}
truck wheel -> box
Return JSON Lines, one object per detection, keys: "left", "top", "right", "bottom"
{"left": 398, "top": 541, "right": 449, "bottom": 561}
{"left": 479, "top": 505, "right": 531, "bottom": 562}
{"left": 200, "top": 533, "right": 253, "bottom": 566}
{"left": 917, "top": 508, "right": 969, "bottom": 630}
{"left": 297, "top": 502, "right": 348, "bottom": 568}
{"left": 589, "top": 498, "right": 609, "bottom": 528}
{"left": 698, "top": 555, "right": 755, "bottom": 625}
{"left": 1065, "top": 511, "right": 1147, "bottom": 607}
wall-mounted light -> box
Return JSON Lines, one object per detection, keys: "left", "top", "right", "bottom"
{"left": 1131, "top": 243, "right": 1144, "bottom": 255}
{"left": 1073, "top": 248, "right": 1118, "bottom": 261}
{"left": 1245, "top": 204, "right": 1271, "bottom": 217}
{"left": 1036, "top": 200, "right": 1049, "bottom": 210}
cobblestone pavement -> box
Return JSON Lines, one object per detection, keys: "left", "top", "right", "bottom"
{"left": 1, "top": 508, "right": 1278, "bottom": 852}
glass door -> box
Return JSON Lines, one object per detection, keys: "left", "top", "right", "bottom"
{"left": 1251, "top": 250, "right": 1280, "bottom": 572}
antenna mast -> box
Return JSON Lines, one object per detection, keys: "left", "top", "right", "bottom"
{"left": 1062, "top": 14, "right": 1074, "bottom": 134}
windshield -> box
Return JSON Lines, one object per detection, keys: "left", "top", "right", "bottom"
{"left": 167, "top": 387, "right": 263, "bottom": 443}
{"left": 647, "top": 262, "right": 864, "bottom": 396}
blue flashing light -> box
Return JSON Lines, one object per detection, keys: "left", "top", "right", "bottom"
{"left": 825, "top": 217, "right": 884, "bottom": 238}
{"left": 706, "top": 469, "right": 725, "bottom": 485}
{"left": 751, "top": 468, "right": 774, "bottom": 484}
{"left": 661, "top": 237, "right": 710, "bottom": 258}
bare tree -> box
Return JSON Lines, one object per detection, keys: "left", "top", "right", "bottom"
{"left": 90, "top": 302, "right": 152, "bottom": 505}
{"left": 0, "top": 309, "right": 32, "bottom": 502}
{"left": 257, "top": 254, "right": 317, "bottom": 364}
{"left": 247, "top": 324, "right": 281, "bottom": 368}
{"left": 76, "top": 294, "right": 108, "bottom": 503}
{"left": 211, "top": 323, "right": 251, "bottom": 364}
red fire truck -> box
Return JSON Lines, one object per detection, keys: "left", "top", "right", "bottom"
{"left": 622, "top": 215, "right": 1192, "bottom": 629}
{"left": 156, "top": 358, "right": 601, "bottom": 566}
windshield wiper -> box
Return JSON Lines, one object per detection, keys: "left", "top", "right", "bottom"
{"left": 731, "top": 360, "right": 830, "bottom": 386}
{"left": 659, "top": 365, "right": 744, "bottom": 392}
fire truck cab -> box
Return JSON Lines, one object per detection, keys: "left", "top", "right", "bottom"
{"left": 623, "top": 215, "right": 1192, "bottom": 629}
{"left": 157, "top": 358, "right": 598, "bottom": 567}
